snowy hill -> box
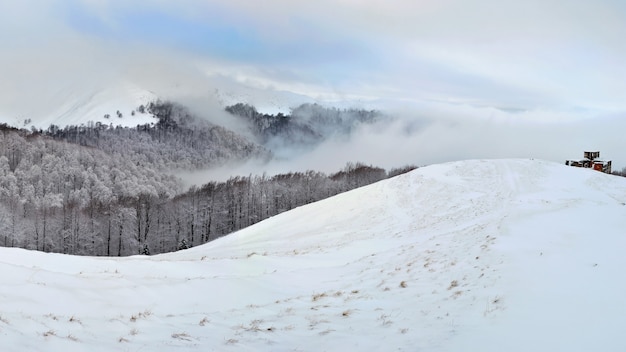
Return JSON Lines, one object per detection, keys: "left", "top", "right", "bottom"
{"left": 212, "top": 82, "right": 315, "bottom": 116}
{"left": 0, "top": 81, "right": 157, "bottom": 129}
{"left": 1, "top": 159, "right": 625, "bottom": 351}
{"left": 0, "top": 72, "right": 374, "bottom": 132}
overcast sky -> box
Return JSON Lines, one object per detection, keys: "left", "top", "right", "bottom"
{"left": 1, "top": 0, "right": 625, "bottom": 170}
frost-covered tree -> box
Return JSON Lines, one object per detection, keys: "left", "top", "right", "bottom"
{"left": 178, "top": 238, "right": 190, "bottom": 251}
{"left": 47, "top": 101, "right": 269, "bottom": 171}
{"left": 0, "top": 101, "right": 416, "bottom": 257}
{"left": 225, "top": 102, "right": 382, "bottom": 149}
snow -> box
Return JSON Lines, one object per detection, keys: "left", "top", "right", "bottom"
{"left": 0, "top": 81, "right": 157, "bottom": 129}
{"left": 212, "top": 83, "right": 316, "bottom": 116}
{"left": 1, "top": 159, "right": 626, "bottom": 351}
{"left": 209, "top": 75, "right": 387, "bottom": 115}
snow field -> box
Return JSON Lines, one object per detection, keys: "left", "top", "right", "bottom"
{"left": 0, "top": 81, "right": 157, "bottom": 130}
{"left": 1, "top": 159, "right": 625, "bottom": 351}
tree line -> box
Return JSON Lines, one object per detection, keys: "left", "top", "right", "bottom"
{"left": 44, "top": 101, "right": 269, "bottom": 170}
{"left": 225, "top": 103, "right": 381, "bottom": 148}
{"left": 0, "top": 125, "right": 416, "bottom": 256}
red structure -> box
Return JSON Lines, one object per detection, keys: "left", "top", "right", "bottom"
{"left": 565, "top": 151, "right": 612, "bottom": 173}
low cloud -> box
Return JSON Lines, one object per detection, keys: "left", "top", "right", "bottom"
{"left": 1, "top": 0, "right": 625, "bottom": 185}
{"left": 3, "top": 0, "right": 626, "bottom": 115}
{"left": 177, "top": 101, "right": 626, "bottom": 187}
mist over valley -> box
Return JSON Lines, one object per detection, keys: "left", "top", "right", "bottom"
{"left": 1, "top": 1, "right": 625, "bottom": 350}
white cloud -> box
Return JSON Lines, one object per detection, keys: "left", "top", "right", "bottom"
{"left": 1, "top": 0, "right": 625, "bottom": 172}
{"left": 2, "top": 0, "right": 625, "bottom": 113}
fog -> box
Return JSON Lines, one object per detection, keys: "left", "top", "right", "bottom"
{"left": 3, "top": 0, "right": 625, "bottom": 116}
{"left": 1, "top": 0, "right": 625, "bottom": 186}
{"left": 177, "top": 101, "right": 626, "bottom": 187}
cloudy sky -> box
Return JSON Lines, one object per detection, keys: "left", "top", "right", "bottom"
{"left": 1, "top": 0, "right": 625, "bottom": 169}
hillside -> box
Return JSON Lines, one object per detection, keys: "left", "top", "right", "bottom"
{"left": 0, "top": 81, "right": 158, "bottom": 130}
{"left": 0, "top": 77, "right": 322, "bottom": 131}
{"left": 1, "top": 159, "right": 625, "bottom": 351}
{"left": 224, "top": 102, "right": 382, "bottom": 155}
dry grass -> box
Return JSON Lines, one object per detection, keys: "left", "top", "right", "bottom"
{"left": 69, "top": 315, "right": 81, "bottom": 324}
{"left": 378, "top": 314, "right": 393, "bottom": 326}
{"left": 199, "top": 317, "right": 210, "bottom": 326}
{"left": 130, "top": 309, "right": 152, "bottom": 322}
{"left": 312, "top": 293, "right": 327, "bottom": 301}
{"left": 171, "top": 332, "right": 192, "bottom": 341}
{"left": 400, "top": 281, "right": 407, "bottom": 288}
{"left": 319, "top": 329, "right": 334, "bottom": 335}
{"left": 239, "top": 319, "right": 274, "bottom": 333}
{"left": 448, "top": 280, "right": 459, "bottom": 290}
{"left": 484, "top": 296, "right": 503, "bottom": 316}
{"left": 44, "top": 314, "right": 58, "bottom": 321}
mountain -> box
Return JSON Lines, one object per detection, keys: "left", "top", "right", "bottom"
{"left": 211, "top": 78, "right": 316, "bottom": 115}
{"left": 0, "top": 76, "right": 388, "bottom": 167}
{"left": 43, "top": 100, "right": 270, "bottom": 171}
{"left": 225, "top": 102, "right": 382, "bottom": 156}
{"left": 0, "top": 72, "right": 382, "bottom": 132}
{"left": 1, "top": 159, "right": 624, "bottom": 350}
{"left": 0, "top": 81, "right": 159, "bottom": 130}
{"left": 0, "top": 73, "right": 318, "bottom": 131}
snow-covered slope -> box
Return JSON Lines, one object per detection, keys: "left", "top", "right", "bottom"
{"left": 1, "top": 159, "right": 625, "bottom": 351}
{"left": 0, "top": 81, "right": 157, "bottom": 129}
{"left": 0, "top": 72, "right": 372, "bottom": 131}
{"left": 212, "top": 83, "right": 315, "bottom": 115}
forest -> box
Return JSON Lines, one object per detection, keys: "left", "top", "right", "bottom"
{"left": 45, "top": 101, "right": 269, "bottom": 170}
{"left": 225, "top": 102, "right": 381, "bottom": 149}
{"left": 0, "top": 102, "right": 415, "bottom": 256}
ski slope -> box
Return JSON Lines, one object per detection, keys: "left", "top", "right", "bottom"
{"left": 1, "top": 159, "right": 625, "bottom": 351}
